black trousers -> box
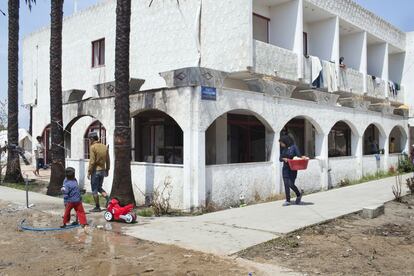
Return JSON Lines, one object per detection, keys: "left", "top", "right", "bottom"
{"left": 283, "top": 177, "right": 301, "bottom": 202}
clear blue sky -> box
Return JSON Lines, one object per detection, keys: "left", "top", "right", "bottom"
{"left": 0, "top": 0, "right": 413, "bottom": 129}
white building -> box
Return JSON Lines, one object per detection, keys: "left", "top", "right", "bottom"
{"left": 23, "top": 0, "right": 414, "bottom": 210}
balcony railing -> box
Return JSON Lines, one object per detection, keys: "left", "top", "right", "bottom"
{"left": 366, "top": 75, "right": 386, "bottom": 99}
{"left": 338, "top": 68, "right": 364, "bottom": 95}
{"left": 253, "top": 40, "right": 298, "bottom": 81}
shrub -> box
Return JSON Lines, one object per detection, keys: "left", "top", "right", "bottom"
{"left": 152, "top": 177, "right": 172, "bottom": 216}
{"left": 392, "top": 174, "right": 403, "bottom": 202}
{"left": 397, "top": 156, "right": 414, "bottom": 173}
{"left": 406, "top": 178, "right": 414, "bottom": 194}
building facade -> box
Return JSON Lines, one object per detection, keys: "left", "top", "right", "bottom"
{"left": 23, "top": 0, "right": 414, "bottom": 210}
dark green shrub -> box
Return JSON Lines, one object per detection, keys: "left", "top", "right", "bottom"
{"left": 397, "top": 156, "right": 414, "bottom": 173}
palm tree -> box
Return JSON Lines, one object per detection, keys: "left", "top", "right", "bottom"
{"left": 4, "top": 0, "right": 36, "bottom": 183}
{"left": 110, "top": 0, "right": 135, "bottom": 205}
{"left": 46, "top": 0, "right": 65, "bottom": 196}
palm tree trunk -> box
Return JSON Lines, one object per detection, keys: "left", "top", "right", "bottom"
{"left": 111, "top": 0, "right": 135, "bottom": 206}
{"left": 47, "top": 0, "right": 65, "bottom": 196}
{"left": 4, "top": 0, "right": 23, "bottom": 183}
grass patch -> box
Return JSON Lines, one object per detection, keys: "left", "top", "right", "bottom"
{"left": 339, "top": 170, "right": 399, "bottom": 187}
{"left": 82, "top": 193, "right": 107, "bottom": 207}
{"left": 2, "top": 181, "right": 45, "bottom": 192}
{"left": 137, "top": 207, "right": 154, "bottom": 217}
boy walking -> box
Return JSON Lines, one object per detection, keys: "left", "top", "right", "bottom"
{"left": 61, "top": 167, "right": 87, "bottom": 228}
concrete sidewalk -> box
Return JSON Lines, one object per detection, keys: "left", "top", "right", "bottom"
{"left": 0, "top": 174, "right": 410, "bottom": 256}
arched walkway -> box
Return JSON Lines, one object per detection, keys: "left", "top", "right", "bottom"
{"left": 328, "top": 121, "right": 355, "bottom": 157}
{"left": 281, "top": 116, "right": 321, "bottom": 158}
{"left": 363, "top": 124, "right": 385, "bottom": 155}
{"left": 205, "top": 110, "right": 274, "bottom": 165}
{"left": 389, "top": 125, "right": 407, "bottom": 154}
{"left": 64, "top": 115, "right": 105, "bottom": 160}
{"left": 132, "top": 110, "right": 183, "bottom": 164}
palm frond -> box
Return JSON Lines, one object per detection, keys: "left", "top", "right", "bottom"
{"left": 149, "top": 0, "right": 179, "bottom": 7}
{"left": 24, "top": 0, "right": 36, "bottom": 11}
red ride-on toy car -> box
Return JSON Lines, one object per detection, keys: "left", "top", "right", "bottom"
{"left": 104, "top": 198, "right": 137, "bottom": 223}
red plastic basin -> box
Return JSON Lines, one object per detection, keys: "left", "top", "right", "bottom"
{"left": 288, "top": 159, "right": 309, "bottom": 171}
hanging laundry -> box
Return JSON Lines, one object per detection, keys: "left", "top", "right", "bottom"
{"left": 388, "top": 81, "right": 396, "bottom": 97}
{"left": 323, "top": 61, "right": 338, "bottom": 92}
{"left": 310, "top": 56, "right": 322, "bottom": 84}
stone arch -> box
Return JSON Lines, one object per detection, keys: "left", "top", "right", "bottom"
{"left": 362, "top": 123, "right": 386, "bottom": 155}
{"left": 328, "top": 120, "right": 359, "bottom": 157}
{"left": 131, "top": 107, "right": 185, "bottom": 132}
{"left": 203, "top": 108, "right": 274, "bottom": 133}
{"left": 132, "top": 109, "right": 184, "bottom": 164}
{"left": 389, "top": 125, "right": 408, "bottom": 154}
{"left": 64, "top": 115, "right": 106, "bottom": 160}
{"left": 205, "top": 109, "right": 275, "bottom": 165}
{"left": 280, "top": 115, "right": 323, "bottom": 158}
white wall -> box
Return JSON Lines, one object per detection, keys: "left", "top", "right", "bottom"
{"left": 131, "top": 163, "right": 184, "bottom": 210}
{"left": 206, "top": 162, "right": 274, "bottom": 207}
{"left": 389, "top": 52, "right": 405, "bottom": 84}
{"left": 404, "top": 32, "right": 414, "bottom": 120}
{"left": 269, "top": 0, "right": 300, "bottom": 51}
{"left": 308, "top": 17, "right": 338, "bottom": 62}
{"left": 367, "top": 43, "right": 388, "bottom": 79}
{"left": 253, "top": 2, "right": 270, "bottom": 18}
{"left": 201, "top": 0, "right": 253, "bottom": 72}
{"left": 340, "top": 32, "right": 366, "bottom": 72}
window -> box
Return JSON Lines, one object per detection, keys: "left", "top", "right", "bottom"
{"left": 328, "top": 122, "right": 352, "bottom": 157}
{"left": 303, "top": 32, "right": 308, "bottom": 56}
{"left": 363, "top": 124, "right": 380, "bottom": 155}
{"left": 84, "top": 121, "right": 106, "bottom": 159}
{"left": 134, "top": 111, "right": 183, "bottom": 164}
{"left": 92, "top": 38, "right": 105, "bottom": 67}
{"left": 253, "top": 13, "right": 270, "bottom": 43}
{"left": 227, "top": 114, "right": 266, "bottom": 163}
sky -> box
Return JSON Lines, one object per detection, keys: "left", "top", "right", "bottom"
{"left": 0, "top": 0, "right": 413, "bottom": 130}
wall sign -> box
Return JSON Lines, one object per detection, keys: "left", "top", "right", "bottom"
{"left": 201, "top": 86, "right": 216, "bottom": 101}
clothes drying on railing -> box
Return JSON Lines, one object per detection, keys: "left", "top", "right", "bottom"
{"left": 388, "top": 81, "right": 400, "bottom": 98}
{"left": 310, "top": 56, "right": 323, "bottom": 88}
{"left": 339, "top": 68, "right": 349, "bottom": 90}
{"left": 323, "top": 61, "right": 338, "bottom": 92}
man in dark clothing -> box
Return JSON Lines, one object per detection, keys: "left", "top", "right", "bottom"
{"left": 279, "top": 135, "right": 302, "bottom": 206}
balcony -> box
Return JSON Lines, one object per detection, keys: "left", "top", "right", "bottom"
{"left": 338, "top": 68, "right": 364, "bottom": 96}
{"left": 366, "top": 75, "right": 386, "bottom": 100}
{"left": 253, "top": 40, "right": 298, "bottom": 82}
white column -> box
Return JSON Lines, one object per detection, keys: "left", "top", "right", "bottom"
{"left": 362, "top": 32, "right": 368, "bottom": 93}
{"left": 295, "top": 0, "right": 304, "bottom": 79}
{"left": 355, "top": 135, "right": 363, "bottom": 178}
{"left": 182, "top": 87, "right": 206, "bottom": 210}
{"left": 316, "top": 132, "right": 329, "bottom": 190}
{"left": 333, "top": 16, "right": 340, "bottom": 74}
{"left": 382, "top": 135, "right": 389, "bottom": 171}
{"left": 272, "top": 131, "right": 281, "bottom": 194}
{"left": 383, "top": 43, "right": 390, "bottom": 98}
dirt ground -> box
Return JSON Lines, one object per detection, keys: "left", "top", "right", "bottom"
{"left": 239, "top": 194, "right": 414, "bottom": 276}
{"left": 0, "top": 201, "right": 251, "bottom": 276}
